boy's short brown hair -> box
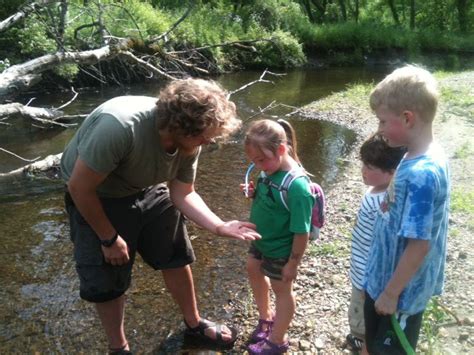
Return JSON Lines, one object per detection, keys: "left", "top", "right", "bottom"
{"left": 369, "top": 65, "right": 439, "bottom": 122}
{"left": 360, "top": 134, "right": 406, "bottom": 172}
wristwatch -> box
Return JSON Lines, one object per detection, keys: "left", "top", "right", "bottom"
{"left": 99, "top": 232, "right": 118, "bottom": 247}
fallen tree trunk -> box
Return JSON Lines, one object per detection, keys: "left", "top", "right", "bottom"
{"left": 0, "top": 40, "right": 133, "bottom": 100}
{"left": 0, "top": 153, "right": 62, "bottom": 179}
{"left": 0, "top": 102, "right": 79, "bottom": 128}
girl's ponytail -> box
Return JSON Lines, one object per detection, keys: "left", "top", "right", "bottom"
{"left": 277, "top": 119, "right": 300, "bottom": 163}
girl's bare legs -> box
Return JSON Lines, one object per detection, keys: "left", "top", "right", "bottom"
{"left": 268, "top": 278, "right": 294, "bottom": 344}
{"left": 247, "top": 255, "right": 272, "bottom": 321}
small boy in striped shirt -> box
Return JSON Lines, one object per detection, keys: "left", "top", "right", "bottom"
{"left": 346, "top": 134, "right": 405, "bottom": 352}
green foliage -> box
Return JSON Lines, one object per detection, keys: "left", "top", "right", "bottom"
{"left": 116, "top": 1, "right": 172, "bottom": 38}
{"left": 13, "top": 17, "right": 57, "bottom": 58}
{"left": 65, "top": 0, "right": 172, "bottom": 46}
{"left": 451, "top": 189, "right": 474, "bottom": 214}
{"left": 1, "top": 0, "right": 474, "bottom": 77}
{"left": 0, "top": 58, "right": 10, "bottom": 73}
{"left": 421, "top": 297, "right": 452, "bottom": 352}
{"left": 453, "top": 142, "right": 472, "bottom": 160}
{"left": 339, "top": 82, "right": 374, "bottom": 107}
{"left": 0, "top": 0, "right": 24, "bottom": 20}
{"left": 308, "top": 22, "right": 404, "bottom": 51}
{"left": 307, "top": 240, "right": 349, "bottom": 257}
{"left": 440, "top": 85, "right": 474, "bottom": 122}
{"left": 53, "top": 64, "right": 80, "bottom": 82}
{"left": 252, "top": 30, "right": 306, "bottom": 68}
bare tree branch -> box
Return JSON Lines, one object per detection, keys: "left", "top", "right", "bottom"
{"left": 55, "top": 87, "right": 79, "bottom": 111}
{"left": 149, "top": 5, "right": 194, "bottom": 43}
{"left": 227, "top": 69, "right": 286, "bottom": 98}
{"left": 0, "top": 0, "right": 57, "bottom": 33}
{"left": 0, "top": 153, "right": 62, "bottom": 178}
{"left": 118, "top": 51, "right": 177, "bottom": 81}
{"left": 0, "top": 147, "right": 40, "bottom": 162}
{"left": 0, "top": 103, "right": 76, "bottom": 128}
{"left": 168, "top": 39, "right": 272, "bottom": 55}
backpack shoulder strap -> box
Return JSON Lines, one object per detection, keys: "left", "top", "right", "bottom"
{"left": 279, "top": 169, "right": 309, "bottom": 210}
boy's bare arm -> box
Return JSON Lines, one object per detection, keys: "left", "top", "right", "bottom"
{"left": 375, "top": 239, "right": 430, "bottom": 315}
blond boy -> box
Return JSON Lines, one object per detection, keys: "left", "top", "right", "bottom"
{"left": 363, "top": 65, "right": 450, "bottom": 354}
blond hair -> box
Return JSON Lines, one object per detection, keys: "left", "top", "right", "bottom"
{"left": 155, "top": 78, "right": 240, "bottom": 140}
{"left": 245, "top": 119, "right": 301, "bottom": 163}
{"left": 370, "top": 65, "right": 439, "bottom": 122}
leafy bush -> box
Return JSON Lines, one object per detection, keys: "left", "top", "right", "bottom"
{"left": 13, "top": 17, "right": 57, "bottom": 58}
{"left": 53, "top": 64, "right": 80, "bottom": 82}
{"left": 252, "top": 30, "right": 306, "bottom": 68}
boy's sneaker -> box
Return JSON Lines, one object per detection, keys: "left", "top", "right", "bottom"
{"left": 346, "top": 334, "right": 364, "bottom": 351}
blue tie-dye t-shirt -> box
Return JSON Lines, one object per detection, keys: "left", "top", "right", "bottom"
{"left": 364, "top": 142, "right": 450, "bottom": 315}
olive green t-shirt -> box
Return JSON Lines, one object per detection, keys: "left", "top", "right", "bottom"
{"left": 61, "top": 96, "right": 199, "bottom": 198}
{"left": 250, "top": 170, "right": 314, "bottom": 258}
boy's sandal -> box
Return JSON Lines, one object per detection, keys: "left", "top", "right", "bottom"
{"left": 184, "top": 318, "right": 238, "bottom": 348}
{"left": 346, "top": 334, "right": 364, "bottom": 351}
{"left": 250, "top": 318, "right": 274, "bottom": 343}
{"left": 109, "top": 343, "right": 132, "bottom": 355}
{"left": 248, "top": 338, "right": 290, "bottom": 354}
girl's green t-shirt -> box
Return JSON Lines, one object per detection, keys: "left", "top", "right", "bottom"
{"left": 250, "top": 170, "right": 314, "bottom": 258}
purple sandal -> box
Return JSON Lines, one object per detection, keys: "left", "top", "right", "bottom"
{"left": 248, "top": 338, "right": 290, "bottom": 354}
{"left": 250, "top": 318, "right": 274, "bottom": 343}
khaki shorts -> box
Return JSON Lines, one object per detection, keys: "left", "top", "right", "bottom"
{"left": 348, "top": 285, "right": 365, "bottom": 339}
{"left": 65, "top": 184, "right": 195, "bottom": 303}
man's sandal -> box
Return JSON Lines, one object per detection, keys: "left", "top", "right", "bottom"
{"left": 109, "top": 343, "right": 132, "bottom": 355}
{"left": 184, "top": 318, "right": 238, "bottom": 348}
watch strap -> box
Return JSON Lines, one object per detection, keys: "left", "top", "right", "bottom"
{"left": 100, "top": 232, "right": 118, "bottom": 247}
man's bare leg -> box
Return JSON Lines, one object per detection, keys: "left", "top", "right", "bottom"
{"left": 162, "top": 265, "right": 233, "bottom": 341}
{"left": 95, "top": 294, "right": 129, "bottom": 351}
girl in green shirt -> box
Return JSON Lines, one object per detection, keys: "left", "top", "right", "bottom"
{"left": 243, "top": 119, "right": 314, "bottom": 354}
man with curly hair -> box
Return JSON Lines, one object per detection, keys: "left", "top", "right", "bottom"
{"left": 61, "top": 78, "right": 260, "bottom": 354}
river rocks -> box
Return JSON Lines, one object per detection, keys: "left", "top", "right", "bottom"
{"left": 299, "top": 339, "right": 311, "bottom": 350}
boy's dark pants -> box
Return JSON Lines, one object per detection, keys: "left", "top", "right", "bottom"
{"left": 364, "top": 293, "right": 424, "bottom": 355}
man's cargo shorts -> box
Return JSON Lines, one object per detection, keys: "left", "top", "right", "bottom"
{"left": 64, "top": 184, "right": 195, "bottom": 303}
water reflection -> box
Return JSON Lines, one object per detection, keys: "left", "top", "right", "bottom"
{"left": 0, "top": 67, "right": 385, "bottom": 352}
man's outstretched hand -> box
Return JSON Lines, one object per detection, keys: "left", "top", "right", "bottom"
{"left": 216, "top": 220, "right": 261, "bottom": 241}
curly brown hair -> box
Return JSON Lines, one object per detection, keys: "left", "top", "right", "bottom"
{"left": 155, "top": 78, "right": 241, "bottom": 140}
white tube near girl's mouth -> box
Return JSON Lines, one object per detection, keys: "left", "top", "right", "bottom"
{"left": 244, "top": 162, "right": 255, "bottom": 198}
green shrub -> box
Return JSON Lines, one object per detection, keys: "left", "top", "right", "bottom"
{"left": 13, "top": 17, "right": 57, "bottom": 57}
{"left": 53, "top": 64, "right": 80, "bottom": 82}
{"left": 253, "top": 30, "right": 306, "bottom": 68}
